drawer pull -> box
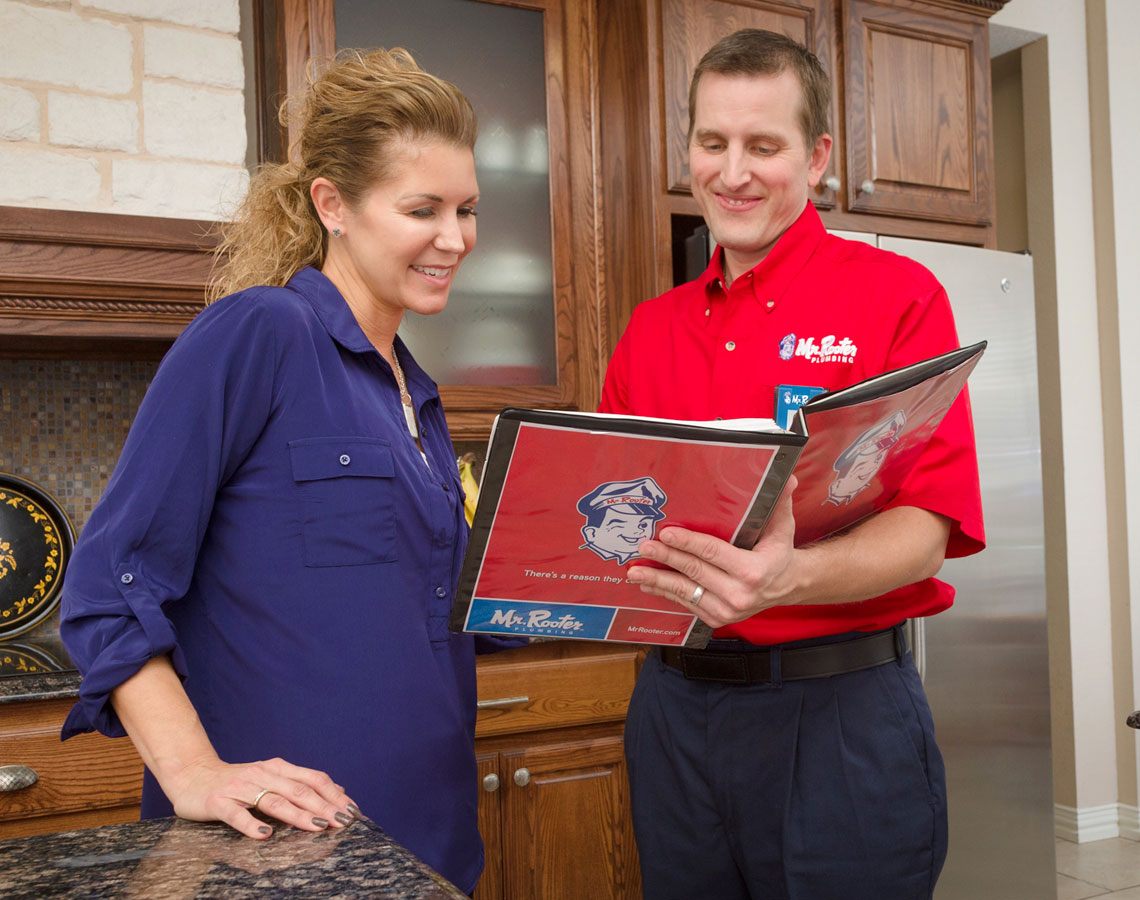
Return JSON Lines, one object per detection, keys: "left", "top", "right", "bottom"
{"left": 477, "top": 695, "right": 530, "bottom": 710}
{"left": 513, "top": 768, "right": 531, "bottom": 787}
{"left": 482, "top": 773, "right": 500, "bottom": 793}
{"left": 0, "top": 765, "right": 39, "bottom": 792}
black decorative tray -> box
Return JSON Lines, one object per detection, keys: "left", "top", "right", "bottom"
{"left": 0, "top": 473, "right": 75, "bottom": 640}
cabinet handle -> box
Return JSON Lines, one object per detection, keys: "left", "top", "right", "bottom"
{"left": 513, "top": 768, "right": 531, "bottom": 787}
{"left": 482, "top": 773, "right": 501, "bottom": 792}
{"left": 0, "top": 765, "right": 39, "bottom": 792}
{"left": 477, "top": 695, "right": 530, "bottom": 710}
{"left": 859, "top": 180, "right": 876, "bottom": 195}
{"left": 824, "top": 175, "right": 841, "bottom": 191}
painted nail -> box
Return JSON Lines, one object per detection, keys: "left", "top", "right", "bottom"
{"left": 346, "top": 804, "right": 361, "bottom": 818}
{"left": 335, "top": 811, "right": 353, "bottom": 825}
{"left": 312, "top": 817, "right": 329, "bottom": 828}
{"left": 258, "top": 825, "right": 272, "bottom": 835}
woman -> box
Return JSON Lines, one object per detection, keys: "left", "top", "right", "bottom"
{"left": 59, "top": 48, "right": 485, "bottom": 893}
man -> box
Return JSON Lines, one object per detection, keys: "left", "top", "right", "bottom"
{"left": 600, "top": 29, "right": 984, "bottom": 900}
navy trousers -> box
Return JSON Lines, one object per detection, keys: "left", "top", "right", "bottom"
{"left": 624, "top": 633, "right": 947, "bottom": 900}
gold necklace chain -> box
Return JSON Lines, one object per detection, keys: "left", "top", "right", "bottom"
{"left": 391, "top": 349, "right": 412, "bottom": 408}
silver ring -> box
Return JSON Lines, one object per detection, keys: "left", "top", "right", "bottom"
{"left": 690, "top": 585, "right": 704, "bottom": 607}
{"left": 252, "top": 788, "right": 271, "bottom": 808}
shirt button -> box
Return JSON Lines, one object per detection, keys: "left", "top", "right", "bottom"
{"left": 704, "top": 308, "right": 710, "bottom": 317}
{"left": 120, "top": 573, "right": 134, "bottom": 585}
{"left": 339, "top": 454, "right": 351, "bottom": 466}
{"left": 435, "top": 586, "right": 448, "bottom": 598}
{"left": 766, "top": 300, "right": 775, "bottom": 309}
{"left": 725, "top": 341, "right": 736, "bottom": 351}
{"left": 442, "top": 482, "right": 450, "bottom": 492}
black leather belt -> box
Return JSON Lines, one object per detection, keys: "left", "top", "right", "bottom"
{"left": 657, "top": 628, "right": 903, "bottom": 684}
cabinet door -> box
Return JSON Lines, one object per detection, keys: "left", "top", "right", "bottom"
{"left": 843, "top": 0, "right": 993, "bottom": 224}
{"left": 256, "top": 0, "right": 603, "bottom": 437}
{"left": 474, "top": 751, "right": 506, "bottom": 900}
{"left": 661, "top": 0, "right": 838, "bottom": 208}
{"left": 500, "top": 734, "right": 640, "bottom": 900}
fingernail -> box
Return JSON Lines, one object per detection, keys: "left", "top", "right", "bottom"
{"left": 335, "top": 811, "right": 353, "bottom": 825}
{"left": 312, "top": 817, "right": 330, "bottom": 828}
{"left": 258, "top": 825, "right": 272, "bottom": 835}
{"left": 346, "top": 804, "right": 361, "bottom": 818}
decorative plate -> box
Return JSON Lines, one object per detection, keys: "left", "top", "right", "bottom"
{"left": 0, "top": 473, "right": 75, "bottom": 640}
{"left": 0, "top": 641, "right": 66, "bottom": 676}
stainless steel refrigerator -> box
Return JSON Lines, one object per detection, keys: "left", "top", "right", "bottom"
{"left": 689, "top": 226, "right": 1056, "bottom": 895}
{"left": 876, "top": 236, "right": 1056, "bottom": 899}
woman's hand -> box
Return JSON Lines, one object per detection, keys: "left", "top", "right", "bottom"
{"left": 163, "top": 753, "right": 359, "bottom": 840}
{"left": 111, "top": 656, "right": 360, "bottom": 840}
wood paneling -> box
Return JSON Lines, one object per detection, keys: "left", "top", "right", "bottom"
{"left": 0, "top": 207, "right": 214, "bottom": 347}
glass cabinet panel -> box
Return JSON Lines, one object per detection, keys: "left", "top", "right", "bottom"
{"left": 335, "top": 0, "right": 557, "bottom": 385}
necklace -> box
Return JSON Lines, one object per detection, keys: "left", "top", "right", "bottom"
{"left": 390, "top": 349, "right": 418, "bottom": 439}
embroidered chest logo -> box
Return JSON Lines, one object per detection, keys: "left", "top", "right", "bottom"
{"left": 778, "top": 333, "right": 858, "bottom": 364}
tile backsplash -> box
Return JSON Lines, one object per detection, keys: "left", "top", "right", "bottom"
{"left": 0, "top": 358, "right": 158, "bottom": 534}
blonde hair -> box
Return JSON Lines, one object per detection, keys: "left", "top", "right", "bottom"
{"left": 207, "top": 47, "right": 477, "bottom": 303}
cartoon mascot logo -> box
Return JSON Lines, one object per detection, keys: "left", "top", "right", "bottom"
{"left": 576, "top": 476, "right": 667, "bottom": 564}
{"left": 826, "top": 411, "right": 907, "bottom": 506}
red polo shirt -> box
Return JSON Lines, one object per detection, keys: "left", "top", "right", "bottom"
{"left": 599, "top": 203, "right": 984, "bottom": 643}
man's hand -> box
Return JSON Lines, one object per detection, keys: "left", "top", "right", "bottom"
{"left": 626, "top": 477, "right": 952, "bottom": 627}
{"left": 626, "top": 477, "right": 801, "bottom": 628}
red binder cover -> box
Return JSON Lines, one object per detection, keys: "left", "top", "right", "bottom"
{"left": 450, "top": 411, "right": 805, "bottom": 648}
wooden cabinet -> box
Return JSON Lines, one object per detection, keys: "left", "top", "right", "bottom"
{"left": 842, "top": 0, "right": 993, "bottom": 226}
{"left": 255, "top": 0, "right": 605, "bottom": 438}
{"left": 473, "top": 642, "right": 643, "bottom": 900}
{"left": 0, "top": 697, "right": 143, "bottom": 839}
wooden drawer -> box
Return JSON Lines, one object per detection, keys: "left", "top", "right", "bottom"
{"left": 475, "top": 642, "right": 644, "bottom": 738}
{"left": 0, "top": 698, "right": 143, "bottom": 828}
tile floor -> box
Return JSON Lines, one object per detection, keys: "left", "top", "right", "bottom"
{"left": 1058, "top": 838, "right": 1140, "bottom": 899}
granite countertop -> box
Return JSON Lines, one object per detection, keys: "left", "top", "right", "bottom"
{"left": 0, "top": 815, "right": 468, "bottom": 900}
{"left": 0, "top": 613, "right": 81, "bottom": 704}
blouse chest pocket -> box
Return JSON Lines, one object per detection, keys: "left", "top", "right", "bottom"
{"left": 288, "top": 437, "right": 398, "bottom": 567}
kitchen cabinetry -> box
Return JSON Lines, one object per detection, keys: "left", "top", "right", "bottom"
{"left": 473, "top": 642, "right": 643, "bottom": 900}
{"left": 599, "top": 0, "right": 1006, "bottom": 338}
{"left": 0, "top": 697, "right": 144, "bottom": 839}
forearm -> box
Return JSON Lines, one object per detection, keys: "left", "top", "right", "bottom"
{"left": 110, "top": 655, "right": 220, "bottom": 792}
{"left": 784, "top": 506, "right": 951, "bottom": 606}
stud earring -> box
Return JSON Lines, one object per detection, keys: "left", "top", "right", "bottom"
{"left": 332, "top": 228, "right": 342, "bottom": 238}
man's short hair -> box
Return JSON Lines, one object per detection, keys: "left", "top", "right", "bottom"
{"left": 688, "top": 29, "right": 831, "bottom": 146}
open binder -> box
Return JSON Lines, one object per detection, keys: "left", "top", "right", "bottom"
{"left": 450, "top": 340, "right": 986, "bottom": 648}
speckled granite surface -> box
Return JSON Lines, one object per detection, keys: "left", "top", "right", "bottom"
{"left": 0, "top": 815, "right": 468, "bottom": 899}
{"left": 0, "top": 613, "right": 81, "bottom": 704}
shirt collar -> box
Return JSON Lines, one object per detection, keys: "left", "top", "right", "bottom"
{"left": 701, "top": 202, "right": 827, "bottom": 308}
{"left": 286, "top": 266, "right": 439, "bottom": 398}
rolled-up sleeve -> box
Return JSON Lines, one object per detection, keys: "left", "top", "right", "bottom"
{"left": 60, "top": 292, "right": 277, "bottom": 739}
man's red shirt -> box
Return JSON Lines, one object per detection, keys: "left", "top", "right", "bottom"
{"left": 599, "top": 203, "right": 985, "bottom": 643}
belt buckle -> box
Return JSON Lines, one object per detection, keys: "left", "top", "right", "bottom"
{"left": 679, "top": 650, "right": 751, "bottom": 684}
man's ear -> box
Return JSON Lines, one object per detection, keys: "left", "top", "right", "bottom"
{"left": 582, "top": 526, "right": 597, "bottom": 543}
{"left": 806, "top": 133, "right": 833, "bottom": 188}
{"left": 310, "top": 177, "right": 347, "bottom": 235}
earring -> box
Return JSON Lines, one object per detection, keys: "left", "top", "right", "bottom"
{"left": 332, "top": 228, "right": 342, "bottom": 238}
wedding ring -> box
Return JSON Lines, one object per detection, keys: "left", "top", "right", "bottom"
{"left": 252, "top": 788, "right": 271, "bottom": 808}
{"left": 690, "top": 585, "right": 705, "bottom": 607}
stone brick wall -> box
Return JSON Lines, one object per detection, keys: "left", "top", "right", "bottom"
{"left": 0, "top": 0, "right": 249, "bottom": 220}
